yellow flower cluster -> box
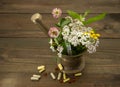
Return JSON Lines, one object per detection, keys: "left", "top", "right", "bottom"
{"left": 90, "top": 30, "right": 100, "bottom": 39}
{"left": 84, "top": 30, "right": 100, "bottom": 40}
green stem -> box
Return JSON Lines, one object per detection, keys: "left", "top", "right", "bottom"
{"left": 64, "top": 40, "right": 72, "bottom": 55}
{"left": 54, "top": 38, "right": 59, "bottom": 45}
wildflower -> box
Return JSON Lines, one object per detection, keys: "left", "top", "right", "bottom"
{"left": 90, "top": 30, "right": 100, "bottom": 40}
{"left": 87, "top": 45, "right": 96, "bottom": 53}
{"left": 48, "top": 27, "right": 59, "bottom": 38}
{"left": 52, "top": 8, "right": 62, "bottom": 18}
{"left": 49, "top": 39, "right": 53, "bottom": 45}
{"left": 62, "top": 25, "right": 70, "bottom": 40}
{"left": 57, "top": 45, "right": 63, "bottom": 57}
{"left": 50, "top": 46, "right": 56, "bottom": 52}
{"left": 57, "top": 53, "right": 62, "bottom": 58}
{"left": 57, "top": 45, "right": 63, "bottom": 53}
{"left": 65, "top": 16, "right": 73, "bottom": 22}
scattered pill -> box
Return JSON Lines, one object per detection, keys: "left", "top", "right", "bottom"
{"left": 31, "top": 77, "right": 39, "bottom": 81}
{"left": 39, "top": 68, "right": 45, "bottom": 73}
{"left": 37, "top": 65, "right": 45, "bottom": 70}
{"left": 50, "top": 72, "right": 56, "bottom": 80}
{"left": 57, "top": 72, "right": 62, "bottom": 80}
{"left": 33, "top": 74, "right": 41, "bottom": 78}
{"left": 58, "top": 64, "right": 63, "bottom": 70}
{"left": 63, "top": 73, "right": 66, "bottom": 80}
{"left": 74, "top": 73, "right": 82, "bottom": 76}
{"left": 63, "top": 78, "right": 70, "bottom": 83}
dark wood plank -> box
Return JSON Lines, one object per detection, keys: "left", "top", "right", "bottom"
{"left": 0, "top": 38, "right": 119, "bottom": 73}
{"left": 0, "top": 72, "right": 119, "bottom": 87}
{"left": 0, "top": 0, "right": 119, "bottom": 87}
{"left": 0, "top": 13, "right": 120, "bottom": 38}
{"left": 0, "top": 39, "right": 119, "bottom": 87}
{"left": 0, "top": 38, "right": 119, "bottom": 49}
{"left": 0, "top": 0, "right": 120, "bottom": 13}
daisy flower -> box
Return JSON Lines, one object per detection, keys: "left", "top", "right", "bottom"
{"left": 48, "top": 27, "right": 59, "bottom": 38}
{"left": 52, "top": 8, "right": 62, "bottom": 18}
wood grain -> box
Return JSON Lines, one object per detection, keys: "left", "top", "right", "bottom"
{"left": 0, "top": 0, "right": 120, "bottom": 13}
{"left": 0, "top": 13, "right": 120, "bottom": 38}
{"left": 0, "top": 0, "right": 120, "bottom": 87}
{"left": 0, "top": 38, "right": 120, "bottom": 87}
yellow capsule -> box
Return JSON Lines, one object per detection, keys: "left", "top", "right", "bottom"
{"left": 37, "top": 65, "right": 45, "bottom": 70}
{"left": 63, "top": 73, "right": 66, "bottom": 80}
{"left": 58, "top": 63, "right": 63, "bottom": 70}
{"left": 74, "top": 73, "right": 82, "bottom": 76}
{"left": 39, "top": 68, "right": 45, "bottom": 73}
{"left": 63, "top": 78, "right": 70, "bottom": 83}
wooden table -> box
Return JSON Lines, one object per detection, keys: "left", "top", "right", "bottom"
{"left": 0, "top": 0, "right": 120, "bottom": 87}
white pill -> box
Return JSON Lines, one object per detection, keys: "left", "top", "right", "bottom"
{"left": 57, "top": 72, "right": 62, "bottom": 80}
{"left": 31, "top": 77, "right": 39, "bottom": 81}
{"left": 50, "top": 72, "right": 56, "bottom": 80}
{"left": 33, "top": 74, "right": 41, "bottom": 78}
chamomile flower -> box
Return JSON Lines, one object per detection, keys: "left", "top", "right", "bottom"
{"left": 52, "top": 8, "right": 62, "bottom": 18}
{"left": 48, "top": 27, "right": 59, "bottom": 38}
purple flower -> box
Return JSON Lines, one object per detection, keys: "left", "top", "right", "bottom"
{"left": 48, "top": 27, "right": 60, "bottom": 38}
{"left": 52, "top": 8, "right": 62, "bottom": 18}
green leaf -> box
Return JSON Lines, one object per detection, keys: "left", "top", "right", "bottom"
{"left": 83, "top": 13, "right": 106, "bottom": 25}
{"left": 55, "top": 23, "right": 61, "bottom": 27}
{"left": 61, "top": 19, "right": 71, "bottom": 27}
{"left": 83, "top": 10, "right": 90, "bottom": 18}
{"left": 67, "top": 10, "right": 82, "bottom": 20}
{"left": 56, "top": 18, "right": 71, "bottom": 28}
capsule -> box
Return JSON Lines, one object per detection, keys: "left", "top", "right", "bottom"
{"left": 63, "top": 78, "right": 70, "bottom": 83}
{"left": 63, "top": 73, "right": 66, "bottom": 80}
{"left": 39, "top": 68, "right": 45, "bottom": 73}
{"left": 74, "top": 73, "right": 82, "bottom": 76}
{"left": 50, "top": 72, "right": 56, "bottom": 80}
{"left": 37, "top": 65, "right": 45, "bottom": 70}
{"left": 33, "top": 74, "right": 41, "bottom": 78}
{"left": 58, "top": 63, "right": 63, "bottom": 70}
{"left": 57, "top": 72, "right": 62, "bottom": 80}
{"left": 31, "top": 77, "right": 39, "bottom": 81}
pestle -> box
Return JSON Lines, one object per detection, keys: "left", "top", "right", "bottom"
{"left": 31, "top": 13, "right": 49, "bottom": 36}
{"left": 31, "top": 13, "right": 72, "bottom": 55}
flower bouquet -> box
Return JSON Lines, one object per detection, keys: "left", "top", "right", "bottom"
{"left": 48, "top": 8, "right": 106, "bottom": 73}
{"left": 48, "top": 8, "right": 106, "bottom": 57}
